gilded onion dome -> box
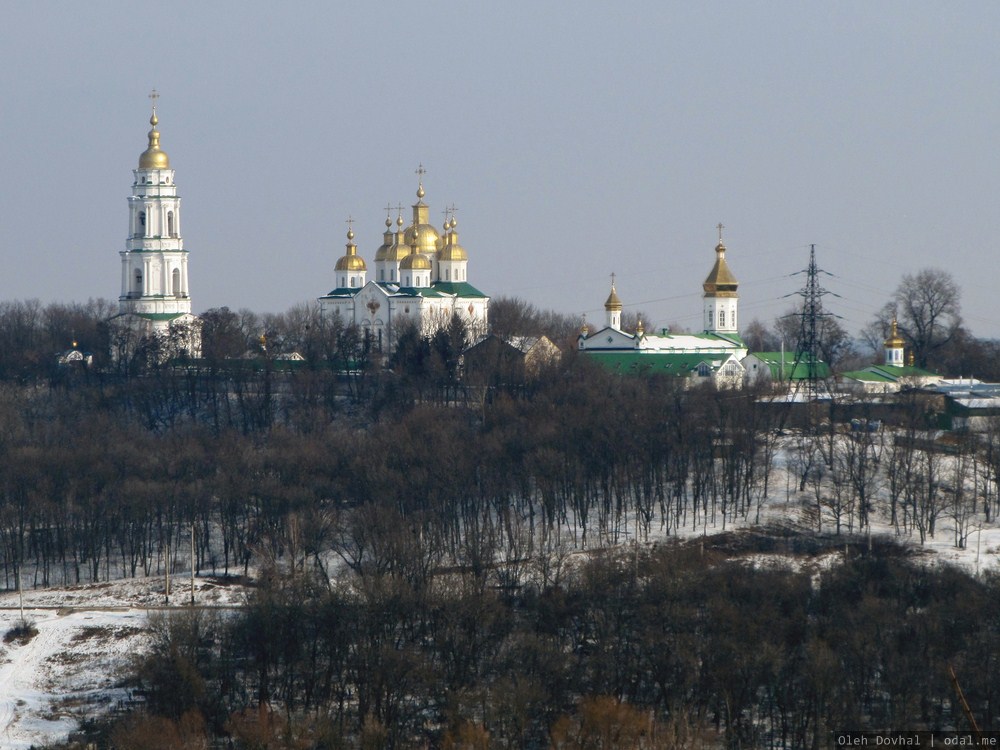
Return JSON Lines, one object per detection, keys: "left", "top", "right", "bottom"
{"left": 400, "top": 251, "right": 432, "bottom": 271}
{"left": 702, "top": 238, "right": 738, "bottom": 296}
{"left": 384, "top": 214, "right": 413, "bottom": 262}
{"left": 373, "top": 215, "right": 395, "bottom": 263}
{"left": 605, "top": 283, "right": 623, "bottom": 312}
{"left": 138, "top": 108, "right": 170, "bottom": 169}
{"left": 884, "top": 319, "right": 905, "bottom": 349}
{"left": 400, "top": 241, "right": 433, "bottom": 271}
{"left": 438, "top": 217, "right": 468, "bottom": 261}
{"left": 335, "top": 227, "right": 367, "bottom": 272}
{"left": 403, "top": 182, "right": 442, "bottom": 255}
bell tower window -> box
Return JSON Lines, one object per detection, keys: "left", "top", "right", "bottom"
{"left": 167, "top": 211, "right": 175, "bottom": 237}
{"left": 172, "top": 268, "right": 181, "bottom": 296}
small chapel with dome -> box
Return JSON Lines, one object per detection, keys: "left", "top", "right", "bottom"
{"left": 578, "top": 228, "right": 748, "bottom": 386}
{"left": 318, "top": 171, "right": 489, "bottom": 350}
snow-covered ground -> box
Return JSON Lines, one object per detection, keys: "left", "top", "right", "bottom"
{"left": 0, "top": 576, "right": 249, "bottom": 749}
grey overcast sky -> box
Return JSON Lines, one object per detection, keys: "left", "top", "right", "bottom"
{"left": 2, "top": 1, "right": 999, "bottom": 340}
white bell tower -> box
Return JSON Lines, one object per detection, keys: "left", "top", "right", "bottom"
{"left": 702, "top": 224, "right": 739, "bottom": 335}
{"left": 119, "top": 92, "right": 192, "bottom": 327}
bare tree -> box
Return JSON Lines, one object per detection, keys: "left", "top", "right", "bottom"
{"left": 870, "top": 268, "right": 963, "bottom": 369}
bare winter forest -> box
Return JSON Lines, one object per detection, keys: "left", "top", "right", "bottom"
{"left": 1, "top": 299, "right": 998, "bottom": 748}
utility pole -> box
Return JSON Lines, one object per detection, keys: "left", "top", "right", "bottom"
{"left": 785, "top": 244, "right": 840, "bottom": 402}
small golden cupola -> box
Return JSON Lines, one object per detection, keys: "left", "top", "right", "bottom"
{"left": 605, "top": 275, "right": 623, "bottom": 331}
{"left": 334, "top": 223, "right": 367, "bottom": 289}
{"left": 400, "top": 220, "right": 432, "bottom": 288}
{"left": 884, "top": 318, "right": 906, "bottom": 366}
{"left": 702, "top": 224, "right": 740, "bottom": 334}
{"left": 384, "top": 213, "right": 412, "bottom": 263}
{"left": 373, "top": 213, "right": 395, "bottom": 264}
{"left": 138, "top": 103, "right": 170, "bottom": 170}
{"left": 702, "top": 234, "right": 738, "bottom": 297}
{"left": 437, "top": 215, "right": 470, "bottom": 284}
{"left": 438, "top": 217, "right": 468, "bottom": 262}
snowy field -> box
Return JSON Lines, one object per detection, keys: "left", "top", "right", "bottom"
{"left": 0, "top": 577, "right": 248, "bottom": 749}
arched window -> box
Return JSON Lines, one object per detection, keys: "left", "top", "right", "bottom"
{"left": 138, "top": 211, "right": 146, "bottom": 237}
{"left": 172, "top": 268, "right": 181, "bottom": 296}
{"left": 167, "top": 211, "right": 175, "bottom": 237}
{"left": 445, "top": 268, "right": 450, "bottom": 281}
{"left": 719, "top": 310, "right": 725, "bottom": 328}
{"left": 134, "top": 270, "right": 143, "bottom": 294}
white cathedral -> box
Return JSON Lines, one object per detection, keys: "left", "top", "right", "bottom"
{"left": 318, "top": 175, "right": 490, "bottom": 351}
{"left": 108, "top": 96, "right": 200, "bottom": 360}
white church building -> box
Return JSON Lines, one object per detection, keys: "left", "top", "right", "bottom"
{"left": 578, "top": 230, "right": 748, "bottom": 386}
{"left": 109, "top": 95, "right": 200, "bottom": 360}
{"left": 318, "top": 175, "right": 489, "bottom": 351}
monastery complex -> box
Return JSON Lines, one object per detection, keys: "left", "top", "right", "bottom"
{"left": 102, "top": 98, "right": 947, "bottom": 395}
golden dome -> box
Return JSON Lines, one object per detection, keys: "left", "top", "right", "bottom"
{"left": 403, "top": 180, "right": 442, "bottom": 254}
{"left": 335, "top": 255, "right": 367, "bottom": 271}
{"left": 438, "top": 218, "right": 468, "bottom": 261}
{"left": 703, "top": 239, "right": 738, "bottom": 296}
{"left": 373, "top": 215, "right": 395, "bottom": 262}
{"left": 403, "top": 222, "right": 441, "bottom": 255}
{"left": 605, "top": 284, "right": 622, "bottom": 311}
{"left": 335, "top": 226, "right": 367, "bottom": 272}
{"left": 138, "top": 109, "right": 170, "bottom": 169}
{"left": 377, "top": 215, "right": 409, "bottom": 262}
{"left": 884, "top": 319, "right": 905, "bottom": 349}
{"left": 400, "top": 252, "right": 432, "bottom": 271}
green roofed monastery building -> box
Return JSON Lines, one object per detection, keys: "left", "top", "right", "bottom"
{"left": 578, "top": 230, "right": 748, "bottom": 387}
{"left": 839, "top": 319, "right": 940, "bottom": 393}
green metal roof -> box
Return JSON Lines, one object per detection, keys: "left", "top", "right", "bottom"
{"left": 320, "top": 287, "right": 362, "bottom": 298}
{"left": 872, "top": 365, "right": 937, "bottom": 378}
{"left": 752, "top": 352, "right": 832, "bottom": 380}
{"left": 841, "top": 369, "right": 896, "bottom": 383}
{"left": 585, "top": 351, "right": 731, "bottom": 376}
{"left": 431, "top": 281, "right": 489, "bottom": 298}
{"left": 136, "top": 312, "right": 187, "bottom": 322}
{"left": 394, "top": 287, "right": 447, "bottom": 298}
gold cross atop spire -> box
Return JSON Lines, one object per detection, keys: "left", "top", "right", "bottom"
{"left": 149, "top": 88, "right": 159, "bottom": 111}
{"left": 610, "top": 271, "right": 616, "bottom": 289}
{"left": 717, "top": 222, "right": 725, "bottom": 242}
{"left": 415, "top": 163, "right": 426, "bottom": 180}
